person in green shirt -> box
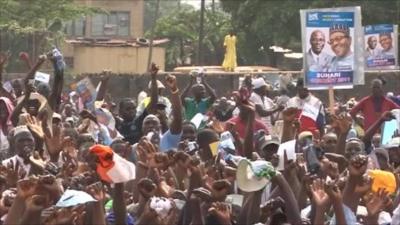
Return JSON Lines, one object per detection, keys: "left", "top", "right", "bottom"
{"left": 181, "top": 73, "right": 217, "bottom": 121}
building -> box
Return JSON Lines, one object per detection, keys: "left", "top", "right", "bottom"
{"left": 63, "top": 0, "right": 167, "bottom": 74}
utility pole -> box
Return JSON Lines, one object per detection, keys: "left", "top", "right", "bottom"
{"left": 147, "top": 0, "right": 160, "bottom": 71}
{"left": 197, "top": 0, "right": 205, "bottom": 66}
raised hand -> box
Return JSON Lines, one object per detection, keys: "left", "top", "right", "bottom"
{"left": 310, "top": 178, "right": 330, "bottom": 207}
{"left": 137, "top": 138, "right": 168, "bottom": 169}
{"left": 25, "top": 195, "right": 47, "bottom": 212}
{"left": 3, "top": 160, "right": 27, "bottom": 187}
{"left": 17, "top": 177, "right": 39, "bottom": 199}
{"left": 150, "top": 63, "right": 159, "bottom": 77}
{"left": 282, "top": 107, "right": 299, "bottom": 123}
{"left": 331, "top": 114, "right": 352, "bottom": 135}
{"left": 348, "top": 154, "right": 368, "bottom": 176}
{"left": 165, "top": 74, "right": 178, "bottom": 92}
{"left": 86, "top": 182, "right": 105, "bottom": 202}
{"left": 364, "top": 188, "right": 391, "bottom": 218}
{"left": 325, "top": 180, "right": 342, "bottom": 203}
{"left": 381, "top": 111, "right": 395, "bottom": 122}
{"left": 208, "top": 202, "right": 232, "bottom": 225}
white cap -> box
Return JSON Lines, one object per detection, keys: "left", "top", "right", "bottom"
{"left": 148, "top": 80, "right": 165, "bottom": 89}
{"left": 252, "top": 78, "right": 267, "bottom": 90}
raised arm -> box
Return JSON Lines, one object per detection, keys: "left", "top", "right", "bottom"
{"left": 181, "top": 75, "right": 195, "bottom": 105}
{"left": 202, "top": 75, "right": 217, "bottom": 104}
{"left": 113, "top": 183, "right": 127, "bottom": 225}
{"left": 272, "top": 173, "right": 302, "bottom": 225}
{"left": 362, "top": 111, "right": 393, "bottom": 150}
{"left": 48, "top": 50, "right": 65, "bottom": 112}
{"left": 95, "top": 73, "right": 111, "bottom": 102}
{"left": 254, "top": 104, "right": 284, "bottom": 117}
{"left": 165, "top": 74, "right": 182, "bottom": 134}
{"left": 148, "top": 63, "right": 159, "bottom": 114}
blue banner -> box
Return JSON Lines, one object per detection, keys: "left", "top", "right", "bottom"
{"left": 306, "top": 71, "right": 353, "bottom": 88}
{"left": 306, "top": 12, "right": 354, "bottom": 27}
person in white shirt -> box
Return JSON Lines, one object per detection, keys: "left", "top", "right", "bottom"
{"left": 2, "top": 126, "right": 35, "bottom": 177}
{"left": 249, "top": 78, "right": 284, "bottom": 130}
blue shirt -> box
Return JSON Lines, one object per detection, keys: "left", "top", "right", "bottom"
{"left": 160, "top": 129, "right": 182, "bottom": 152}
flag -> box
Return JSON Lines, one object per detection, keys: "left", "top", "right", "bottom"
{"left": 89, "top": 145, "right": 136, "bottom": 183}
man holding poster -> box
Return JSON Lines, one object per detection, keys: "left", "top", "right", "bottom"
{"left": 301, "top": 7, "right": 363, "bottom": 89}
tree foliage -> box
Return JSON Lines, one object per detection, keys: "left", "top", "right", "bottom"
{"left": 220, "top": 0, "right": 400, "bottom": 66}
{"left": 149, "top": 4, "right": 232, "bottom": 70}
{"left": 0, "top": 0, "right": 96, "bottom": 34}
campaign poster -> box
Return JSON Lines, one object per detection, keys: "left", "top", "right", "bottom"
{"left": 71, "top": 77, "right": 97, "bottom": 110}
{"left": 364, "top": 24, "right": 398, "bottom": 70}
{"left": 300, "top": 7, "right": 364, "bottom": 90}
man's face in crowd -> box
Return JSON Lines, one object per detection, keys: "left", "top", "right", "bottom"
{"left": 310, "top": 30, "right": 325, "bottom": 55}
{"left": 142, "top": 117, "right": 161, "bottom": 135}
{"left": 329, "top": 31, "right": 351, "bottom": 57}
{"left": 372, "top": 134, "right": 381, "bottom": 148}
{"left": 344, "top": 140, "right": 364, "bottom": 160}
{"left": 119, "top": 100, "right": 136, "bottom": 121}
{"left": 321, "top": 133, "right": 338, "bottom": 153}
{"left": 26, "top": 99, "right": 40, "bottom": 117}
{"left": 255, "top": 85, "right": 268, "bottom": 97}
{"left": 181, "top": 124, "right": 196, "bottom": 142}
{"left": 260, "top": 144, "right": 279, "bottom": 162}
{"left": 367, "top": 36, "right": 377, "bottom": 50}
{"left": 297, "top": 87, "right": 309, "bottom": 99}
{"left": 379, "top": 34, "right": 393, "bottom": 51}
{"left": 388, "top": 147, "right": 400, "bottom": 166}
{"left": 64, "top": 104, "right": 73, "bottom": 117}
{"left": 14, "top": 132, "right": 35, "bottom": 161}
{"left": 192, "top": 84, "right": 206, "bottom": 99}
{"left": 371, "top": 80, "right": 383, "bottom": 97}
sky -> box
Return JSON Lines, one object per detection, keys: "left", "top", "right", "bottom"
{"left": 182, "top": 0, "right": 218, "bottom": 9}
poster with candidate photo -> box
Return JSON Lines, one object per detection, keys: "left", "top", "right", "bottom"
{"left": 300, "top": 7, "right": 364, "bottom": 90}
{"left": 364, "top": 24, "right": 398, "bottom": 70}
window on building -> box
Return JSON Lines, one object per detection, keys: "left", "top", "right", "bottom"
{"left": 65, "top": 17, "right": 86, "bottom": 37}
{"left": 91, "top": 12, "right": 130, "bottom": 37}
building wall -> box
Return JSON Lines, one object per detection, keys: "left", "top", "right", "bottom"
{"left": 70, "top": 46, "right": 165, "bottom": 74}
{"left": 76, "top": 0, "right": 144, "bottom": 38}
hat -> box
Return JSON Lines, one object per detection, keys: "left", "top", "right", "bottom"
{"left": 236, "top": 159, "right": 278, "bottom": 192}
{"left": 148, "top": 80, "right": 165, "bottom": 89}
{"left": 252, "top": 78, "right": 267, "bottom": 90}
{"left": 298, "top": 131, "right": 313, "bottom": 141}
{"left": 259, "top": 135, "right": 280, "bottom": 150}
{"left": 56, "top": 190, "right": 96, "bottom": 207}
{"left": 329, "top": 23, "right": 350, "bottom": 36}
{"left": 13, "top": 125, "right": 31, "bottom": 137}
{"left": 385, "top": 137, "right": 400, "bottom": 149}
{"left": 52, "top": 113, "right": 62, "bottom": 120}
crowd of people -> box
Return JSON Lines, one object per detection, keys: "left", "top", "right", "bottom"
{"left": 0, "top": 50, "right": 399, "bottom": 225}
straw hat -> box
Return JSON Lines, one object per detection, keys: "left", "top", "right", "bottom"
{"left": 236, "top": 159, "right": 278, "bottom": 192}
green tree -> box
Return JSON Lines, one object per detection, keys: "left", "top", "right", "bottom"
{"left": 149, "top": 4, "right": 232, "bottom": 70}
{"left": 220, "top": 0, "right": 400, "bottom": 66}
{"left": 0, "top": 0, "right": 96, "bottom": 71}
